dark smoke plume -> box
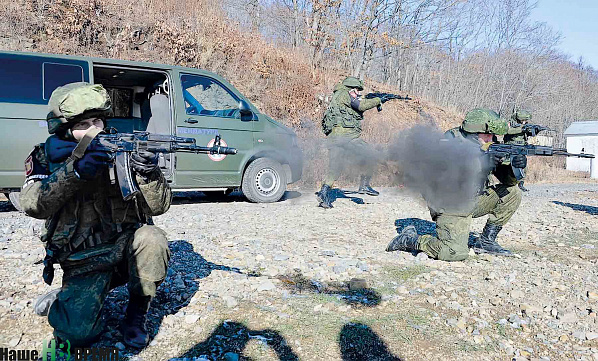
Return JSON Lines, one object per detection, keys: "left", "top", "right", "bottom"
{"left": 387, "top": 125, "right": 488, "bottom": 213}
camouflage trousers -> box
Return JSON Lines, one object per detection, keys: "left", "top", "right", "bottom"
{"left": 48, "top": 225, "right": 170, "bottom": 346}
{"left": 417, "top": 184, "right": 522, "bottom": 261}
{"left": 324, "top": 134, "right": 381, "bottom": 186}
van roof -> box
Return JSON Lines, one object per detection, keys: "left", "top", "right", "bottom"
{"left": 0, "top": 50, "right": 227, "bottom": 82}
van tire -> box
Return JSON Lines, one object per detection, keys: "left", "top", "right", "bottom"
{"left": 242, "top": 158, "right": 286, "bottom": 203}
{"left": 8, "top": 192, "right": 22, "bottom": 211}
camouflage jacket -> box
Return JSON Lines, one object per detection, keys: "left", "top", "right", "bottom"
{"left": 503, "top": 120, "right": 527, "bottom": 145}
{"left": 444, "top": 127, "right": 518, "bottom": 187}
{"left": 20, "top": 141, "right": 172, "bottom": 263}
{"left": 324, "top": 84, "right": 381, "bottom": 138}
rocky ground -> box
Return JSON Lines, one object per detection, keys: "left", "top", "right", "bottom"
{"left": 0, "top": 183, "right": 598, "bottom": 361}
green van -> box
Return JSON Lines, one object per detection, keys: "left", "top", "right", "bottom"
{"left": 0, "top": 51, "right": 303, "bottom": 207}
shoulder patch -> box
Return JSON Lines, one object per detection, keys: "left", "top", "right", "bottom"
{"left": 24, "top": 144, "right": 50, "bottom": 178}
{"left": 25, "top": 154, "right": 34, "bottom": 176}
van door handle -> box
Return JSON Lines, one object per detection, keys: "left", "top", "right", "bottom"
{"left": 185, "top": 118, "right": 198, "bottom": 124}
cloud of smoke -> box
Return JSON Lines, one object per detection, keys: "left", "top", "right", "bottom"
{"left": 387, "top": 125, "right": 488, "bottom": 213}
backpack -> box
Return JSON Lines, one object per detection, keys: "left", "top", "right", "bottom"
{"left": 321, "top": 109, "right": 335, "bottom": 136}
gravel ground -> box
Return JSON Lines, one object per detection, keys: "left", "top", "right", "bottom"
{"left": 0, "top": 183, "right": 597, "bottom": 361}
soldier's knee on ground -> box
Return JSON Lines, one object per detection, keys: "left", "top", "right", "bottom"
{"left": 48, "top": 281, "right": 109, "bottom": 347}
{"left": 418, "top": 234, "right": 469, "bottom": 261}
{"left": 53, "top": 326, "right": 102, "bottom": 348}
{"left": 436, "top": 243, "right": 469, "bottom": 262}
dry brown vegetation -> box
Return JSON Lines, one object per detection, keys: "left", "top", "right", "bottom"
{"left": 0, "top": 0, "right": 591, "bottom": 186}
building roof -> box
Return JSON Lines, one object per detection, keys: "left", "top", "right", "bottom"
{"left": 564, "top": 121, "right": 598, "bottom": 136}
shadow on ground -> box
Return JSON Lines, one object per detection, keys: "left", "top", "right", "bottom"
{"left": 172, "top": 321, "right": 299, "bottom": 361}
{"left": 277, "top": 270, "right": 381, "bottom": 307}
{"left": 93, "top": 240, "right": 245, "bottom": 357}
{"left": 330, "top": 188, "right": 365, "bottom": 205}
{"left": 172, "top": 191, "right": 300, "bottom": 205}
{"left": 0, "top": 200, "right": 16, "bottom": 213}
{"left": 280, "top": 191, "right": 302, "bottom": 201}
{"left": 339, "top": 322, "right": 403, "bottom": 361}
{"left": 552, "top": 201, "right": 598, "bottom": 215}
{"left": 314, "top": 188, "right": 365, "bottom": 207}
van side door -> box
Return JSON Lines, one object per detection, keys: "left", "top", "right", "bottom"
{"left": 0, "top": 52, "right": 90, "bottom": 191}
{"left": 173, "top": 71, "right": 254, "bottom": 188}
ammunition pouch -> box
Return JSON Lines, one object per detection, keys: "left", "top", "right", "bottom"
{"left": 61, "top": 237, "right": 128, "bottom": 278}
{"left": 490, "top": 185, "right": 510, "bottom": 199}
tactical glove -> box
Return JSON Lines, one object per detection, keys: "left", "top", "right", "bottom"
{"left": 75, "top": 151, "right": 112, "bottom": 180}
{"left": 489, "top": 153, "right": 503, "bottom": 168}
{"left": 130, "top": 150, "right": 159, "bottom": 176}
{"left": 45, "top": 136, "right": 77, "bottom": 163}
{"left": 512, "top": 154, "right": 527, "bottom": 168}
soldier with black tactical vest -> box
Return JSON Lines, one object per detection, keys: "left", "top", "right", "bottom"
{"left": 317, "top": 76, "right": 385, "bottom": 208}
{"left": 20, "top": 82, "right": 172, "bottom": 349}
{"left": 504, "top": 110, "right": 533, "bottom": 191}
{"left": 386, "top": 108, "right": 526, "bottom": 260}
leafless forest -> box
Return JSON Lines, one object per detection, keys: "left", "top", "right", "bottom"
{"left": 225, "top": 0, "right": 598, "bottom": 141}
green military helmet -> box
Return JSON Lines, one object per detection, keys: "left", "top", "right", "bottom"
{"left": 461, "top": 108, "right": 508, "bottom": 135}
{"left": 511, "top": 109, "right": 532, "bottom": 123}
{"left": 46, "top": 82, "right": 111, "bottom": 134}
{"left": 342, "top": 76, "right": 364, "bottom": 91}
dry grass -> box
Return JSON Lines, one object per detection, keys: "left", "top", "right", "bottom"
{"left": 525, "top": 157, "right": 596, "bottom": 184}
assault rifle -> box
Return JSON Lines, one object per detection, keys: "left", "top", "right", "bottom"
{"left": 486, "top": 143, "right": 594, "bottom": 180}
{"left": 364, "top": 92, "right": 412, "bottom": 112}
{"left": 87, "top": 130, "right": 237, "bottom": 200}
{"left": 510, "top": 124, "right": 551, "bottom": 137}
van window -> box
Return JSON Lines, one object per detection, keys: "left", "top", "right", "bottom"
{"left": 181, "top": 74, "right": 239, "bottom": 118}
{"left": 105, "top": 87, "right": 133, "bottom": 118}
{"left": 43, "top": 63, "right": 85, "bottom": 100}
{"left": 0, "top": 53, "right": 88, "bottom": 104}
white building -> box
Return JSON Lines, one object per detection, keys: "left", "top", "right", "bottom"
{"left": 564, "top": 121, "right": 598, "bottom": 178}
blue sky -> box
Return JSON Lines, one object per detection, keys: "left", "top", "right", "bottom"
{"left": 531, "top": 0, "right": 598, "bottom": 69}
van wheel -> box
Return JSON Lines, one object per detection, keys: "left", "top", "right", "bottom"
{"left": 242, "top": 158, "right": 286, "bottom": 203}
{"left": 8, "top": 192, "right": 22, "bottom": 211}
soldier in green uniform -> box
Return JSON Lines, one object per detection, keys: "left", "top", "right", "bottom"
{"left": 317, "top": 76, "right": 385, "bottom": 208}
{"left": 386, "top": 108, "right": 527, "bottom": 260}
{"left": 504, "top": 110, "right": 533, "bottom": 191}
{"left": 20, "top": 83, "right": 172, "bottom": 348}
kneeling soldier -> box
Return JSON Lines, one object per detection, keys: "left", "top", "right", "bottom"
{"left": 21, "top": 82, "right": 172, "bottom": 348}
{"left": 386, "top": 108, "right": 526, "bottom": 260}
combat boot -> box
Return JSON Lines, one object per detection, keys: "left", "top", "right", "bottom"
{"left": 34, "top": 288, "right": 61, "bottom": 316}
{"left": 518, "top": 181, "right": 529, "bottom": 192}
{"left": 121, "top": 295, "right": 151, "bottom": 349}
{"left": 468, "top": 223, "right": 512, "bottom": 256}
{"left": 386, "top": 225, "right": 419, "bottom": 252}
{"left": 316, "top": 184, "right": 334, "bottom": 209}
{"left": 357, "top": 176, "right": 379, "bottom": 196}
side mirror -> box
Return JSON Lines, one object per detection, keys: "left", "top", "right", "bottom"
{"left": 239, "top": 100, "right": 254, "bottom": 121}
{"left": 239, "top": 100, "right": 252, "bottom": 115}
